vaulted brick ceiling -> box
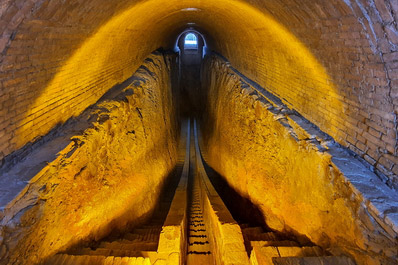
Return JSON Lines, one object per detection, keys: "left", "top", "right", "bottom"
{"left": 0, "top": 0, "right": 397, "bottom": 177}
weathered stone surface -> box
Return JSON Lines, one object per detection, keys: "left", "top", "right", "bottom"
{"left": 201, "top": 169, "right": 249, "bottom": 265}
{"left": 0, "top": 52, "right": 179, "bottom": 265}
{"left": 250, "top": 245, "right": 279, "bottom": 265}
{"left": 201, "top": 54, "right": 398, "bottom": 265}
{"left": 272, "top": 256, "right": 356, "bottom": 265}
{"left": 0, "top": 0, "right": 397, "bottom": 185}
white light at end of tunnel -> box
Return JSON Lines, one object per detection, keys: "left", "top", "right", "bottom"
{"left": 181, "top": 8, "right": 201, "bottom": 12}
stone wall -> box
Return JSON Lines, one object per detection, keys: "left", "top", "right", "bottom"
{"left": 0, "top": 0, "right": 171, "bottom": 164}
{"left": 213, "top": 0, "right": 398, "bottom": 186}
{"left": 200, "top": 54, "right": 398, "bottom": 265}
{"left": 0, "top": 51, "right": 179, "bottom": 264}
{"left": 0, "top": 0, "right": 397, "bottom": 182}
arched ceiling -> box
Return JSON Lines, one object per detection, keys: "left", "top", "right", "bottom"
{"left": 0, "top": 0, "right": 397, "bottom": 179}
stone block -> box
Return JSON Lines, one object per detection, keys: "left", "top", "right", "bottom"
{"left": 250, "top": 246, "right": 280, "bottom": 265}
{"left": 272, "top": 256, "right": 356, "bottom": 265}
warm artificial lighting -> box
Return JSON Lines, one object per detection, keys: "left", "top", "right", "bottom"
{"left": 181, "top": 8, "right": 201, "bottom": 11}
{"left": 12, "top": 1, "right": 346, "bottom": 261}
{"left": 16, "top": 0, "right": 343, "bottom": 151}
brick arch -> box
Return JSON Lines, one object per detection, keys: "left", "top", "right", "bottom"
{"left": 175, "top": 29, "right": 207, "bottom": 50}
{"left": 0, "top": 0, "right": 396, "bottom": 181}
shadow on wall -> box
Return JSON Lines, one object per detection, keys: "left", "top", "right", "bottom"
{"left": 11, "top": 0, "right": 180, "bottom": 154}
{"left": 0, "top": 52, "right": 179, "bottom": 265}
{"left": 8, "top": 0, "right": 345, "bottom": 164}
{"left": 200, "top": 159, "right": 317, "bottom": 247}
{"left": 199, "top": 54, "right": 398, "bottom": 264}
{"left": 200, "top": 153, "right": 268, "bottom": 229}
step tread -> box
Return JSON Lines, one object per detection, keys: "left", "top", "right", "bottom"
{"left": 122, "top": 233, "right": 160, "bottom": 242}
{"left": 46, "top": 254, "right": 107, "bottom": 265}
{"left": 242, "top": 227, "right": 263, "bottom": 233}
{"left": 245, "top": 232, "right": 280, "bottom": 241}
{"left": 255, "top": 246, "right": 325, "bottom": 258}
{"left": 68, "top": 248, "right": 153, "bottom": 258}
{"left": 278, "top": 246, "right": 325, "bottom": 257}
{"left": 250, "top": 240, "right": 300, "bottom": 248}
{"left": 272, "top": 256, "right": 356, "bottom": 265}
{"left": 99, "top": 241, "right": 158, "bottom": 251}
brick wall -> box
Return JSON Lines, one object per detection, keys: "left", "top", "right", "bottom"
{"left": 200, "top": 53, "right": 398, "bottom": 264}
{"left": 1, "top": 51, "right": 179, "bottom": 264}
{"left": 0, "top": 0, "right": 397, "bottom": 184}
{"left": 212, "top": 0, "right": 398, "bottom": 186}
{"left": 0, "top": 0, "right": 167, "bottom": 163}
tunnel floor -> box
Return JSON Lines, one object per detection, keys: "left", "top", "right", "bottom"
{"left": 42, "top": 118, "right": 356, "bottom": 265}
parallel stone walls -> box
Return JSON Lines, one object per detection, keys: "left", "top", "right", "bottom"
{"left": 0, "top": 51, "right": 179, "bottom": 264}
{"left": 1, "top": 0, "right": 397, "bottom": 184}
{"left": 200, "top": 54, "right": 398, "bottom": 265}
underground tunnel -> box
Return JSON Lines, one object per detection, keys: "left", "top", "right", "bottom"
{"left": 0, "top": 0, "right": 398, "bottom": 264}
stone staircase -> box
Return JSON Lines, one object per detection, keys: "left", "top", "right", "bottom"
{"left": 43, "top": 160, "right": 185, "bottom": 265}
{"left": 196, "top": 122, "right": 356, "bottom": 265}
{"left": 186, "top": 173, "right": 213, "bottom": 264}
{"left": 241, "top": 225, "right": 356, "bottom": 265}
{"left": 43, "top": 217, "right": 162, "bottom": 265}
{"left": 67, "top": 225, "right": 162, "bottom": 256}
{"left": 41, "top": 120, "right": 357, "bottom": 265}
{"left": 44, "top": 255, "right": 151, "bottom": 264}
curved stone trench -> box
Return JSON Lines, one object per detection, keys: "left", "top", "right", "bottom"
{"left": 0, "top": 46, "right": 397, "bottom": 265}
{"left": 41, "top": 118, "right": 356, "bottom": 265}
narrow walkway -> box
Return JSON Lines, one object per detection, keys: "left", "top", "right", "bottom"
{"left": 186, "top": 119, "right": 214, "bottom": 264}
{"left": 186, "top": 173, "right": 213, "bottom": 264}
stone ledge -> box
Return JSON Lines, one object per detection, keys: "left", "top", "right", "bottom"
{"left": 203, "top": 53, "right": 398, "bottom": 263}
{"left": 213, "top": 53, "right": 398, "bottom": 239}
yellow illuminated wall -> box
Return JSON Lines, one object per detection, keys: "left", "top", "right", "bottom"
{"left": 3, "top": 52, "right": 179, "bottom": 264}
{"left": 201, "top": 55, "right": 398, "bottom": 264}
{"left": 0, "top": 0, "right": 397, "bottom": 263}
{"left": 1, "top": 0, "right": 391, "bottom": 169}
{"left": 1, "top": 0, "right": 395, "bottom": 177}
